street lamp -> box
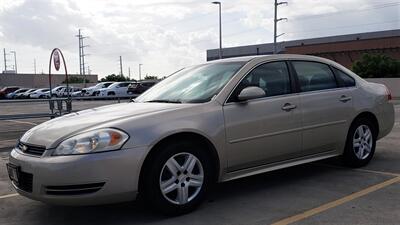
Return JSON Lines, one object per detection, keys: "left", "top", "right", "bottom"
{"left": 10, "top": 51, "right": 17, "bottom": 74}
{"left": 212, "top": 1, "right": 222, "bottom": 59}
{"left": 139, "top": 63, "right": 143, "bottom": 81}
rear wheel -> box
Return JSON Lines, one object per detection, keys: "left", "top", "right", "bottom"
{"left": 343, "top": 118, "right": 377, "bottom": 167}
{"left": 141, "top": 141, "right": 213, "bottom": 215}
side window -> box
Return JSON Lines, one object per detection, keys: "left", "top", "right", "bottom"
{"left": 333, "top": 67, "right": 355, "bottom": 87}
{"left": 292, "top": 61, "right": 337, "bottom": 92}
{"left": 230, "top": 61, "right": 291, "bottom": 101}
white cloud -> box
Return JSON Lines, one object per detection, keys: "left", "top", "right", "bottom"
{"left": 0, "top": 0, "right": 398, "bottom": 79}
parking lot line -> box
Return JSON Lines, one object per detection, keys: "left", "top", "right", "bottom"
{"left": 5, "top": 120, "right": 38, "bottom": 126}
{"left": 314, "top": 163, "right": 400, "bottom": 177}
{"left": 0, "top": 193, "right": 19, "bottom": 199}
{"left": 270, "top": 176, "right": 400, "bottom": 225}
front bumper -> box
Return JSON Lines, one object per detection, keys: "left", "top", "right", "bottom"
{"left": 8, "top": 146, "right": 149, "bottom": 205}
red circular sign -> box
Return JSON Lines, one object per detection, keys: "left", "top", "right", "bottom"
{"left": 53, "top": 50, "right": 60, "bottom": 71}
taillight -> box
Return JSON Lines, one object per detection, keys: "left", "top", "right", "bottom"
{"left": 385, "top": 86, "right": 392, "bottom": 101}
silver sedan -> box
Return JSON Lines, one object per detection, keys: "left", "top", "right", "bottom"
{"left": 7, "top": 54, "right": 394, "bottom": 215}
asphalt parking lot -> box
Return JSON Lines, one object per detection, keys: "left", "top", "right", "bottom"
{"left": 0, "top": 100, "right": 399, "bottom": 225}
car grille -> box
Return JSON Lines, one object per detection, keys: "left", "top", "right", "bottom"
{"left": 17, "top": 171, "right": 33, "bottom": 193}
{"left": 45, "top": 182, "right": 105, "bottom": 195}
{"left": 18, "top": 142, "right": 46, "bottom": 156}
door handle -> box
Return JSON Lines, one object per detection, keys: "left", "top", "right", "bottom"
{"left": 339, "top": 95, "right": 352, "bottom": 102}
{"left": 282, "top": 103, "right": 297, "bottom": 111}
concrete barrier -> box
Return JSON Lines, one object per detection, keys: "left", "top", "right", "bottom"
{"left": 365, "top": 78, "right": 400, "bottom": 98}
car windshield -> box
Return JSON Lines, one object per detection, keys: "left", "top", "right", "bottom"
{"left": 135, "top": 62, "right": 245, "bottom": 103}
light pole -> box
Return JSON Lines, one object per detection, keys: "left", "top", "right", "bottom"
{"left": 212, "top": 1, "right": 222, "bottom": 59}
{"left": 139, "top": 63, "right": 143, "bottom": 81}
{"left": 10, "top": 51, "right": 17, "bottom": 73}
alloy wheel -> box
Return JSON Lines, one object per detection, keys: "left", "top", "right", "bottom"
{"left": 353, "top": 125, "right": 373, "bottom": 160}
{"left": 159, "top": 152, "right": 204, "bottom": 205}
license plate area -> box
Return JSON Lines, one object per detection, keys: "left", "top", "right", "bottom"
{"left": 6, "top": 163, "right": 20, "bottom": 184}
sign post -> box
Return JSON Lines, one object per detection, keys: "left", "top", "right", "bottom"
{"left": 48, "top": 48, "right": 70, "bottom": 114}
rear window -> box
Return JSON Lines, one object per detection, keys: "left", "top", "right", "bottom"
{"left": 292, "top": 61, "right": 337, "bottom": 92}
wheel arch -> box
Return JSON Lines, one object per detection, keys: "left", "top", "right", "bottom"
{"left": 138, "top": 132, "right": 220, "bottom": 195}
{"left": 350, "top": 111, "right": 379, "bottom": 137}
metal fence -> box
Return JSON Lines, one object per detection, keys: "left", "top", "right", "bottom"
{"left": 0, "top": 95, "right": 138, "bottom": 120}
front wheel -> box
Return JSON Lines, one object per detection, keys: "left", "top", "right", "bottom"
{"left": 141, "top": 141, "right": 213, "bottom": 215}
{"left": 343, "top": 118, "right": 377, "bottom": 167}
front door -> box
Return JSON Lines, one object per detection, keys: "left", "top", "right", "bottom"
{"left": 223, "top": 61, "right": 302, "bottom": 172}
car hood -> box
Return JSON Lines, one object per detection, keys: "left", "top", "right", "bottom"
{"left": 20, "top": 102, "right": 193, "bottom": 148}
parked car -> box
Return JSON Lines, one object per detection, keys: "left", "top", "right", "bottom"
{"left": 16, "top": 89, "right": 36, "bottom": 99}
{"left": 50, "top": 86, "right": 66, "bottom": 98}
{"left": 0, "top": 86, "right": 19, "bottom": 99}
{"left": 30, "top": 88, "right": 50, "bottom": 99}
{"left": 97, "top": 82, "right": 132, "bottom": 97}
{"left": 7, "top": 55, "right": 394, "bottom": 215}
{"left": 71, "top": 90, "right": 83, "bottom": 97}
{"left": 59, "top": 87, "right": 81, "bottom": 97}
{"left": 82, "top": 82, "right": 114, "bottom": 96}
{"left": 6, "top": 88, "right": 29, "bottom": 99}
{"left": 127, "top": 80, "right": 158, "bottom": 95}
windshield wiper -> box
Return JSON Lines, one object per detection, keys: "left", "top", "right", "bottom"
{"left": 145, "top": 100, "right": 182, "bottom": 103}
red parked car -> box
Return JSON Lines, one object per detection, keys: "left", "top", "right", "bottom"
{"left": 0, "top": 86, "right": 19, "bottom": 99}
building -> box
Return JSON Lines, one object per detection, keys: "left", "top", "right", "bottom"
{"left": 207, "top": 29, "right": 400, "bottom": 69}
{"left": 0, "top": 73, "right": 98, "bottom": 88}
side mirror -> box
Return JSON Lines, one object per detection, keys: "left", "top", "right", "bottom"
{"left": 237, "top": 86, "right": 266, "bottom": 102}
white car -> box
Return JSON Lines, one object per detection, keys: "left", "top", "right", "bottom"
{"left": 50, "top": 86, "right": 66, "bottom": 98}
{"left": 82, "top": 82, "right": 114, "bottom": 96}
{"left": 97, "top": 82, "right": 132, "bottom": 97}
{"left": 71, "top": 91, "right": 83, "bottom": 97}
{"left": 59, "top": 87, "right": 81, "bottom": 97}
{"left": 30, "top": 88, "right": 50, "bottom": 99}
{"left": 15, "top": 89, "right": 36, "bottom": 99}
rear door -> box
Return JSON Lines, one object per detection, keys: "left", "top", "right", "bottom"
{"left": 290, "top": 61, "right": 354, "bottom": 155}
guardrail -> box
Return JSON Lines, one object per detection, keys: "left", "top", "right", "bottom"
{"left": 0, "top": 95, "right": 139, "bottom": 120}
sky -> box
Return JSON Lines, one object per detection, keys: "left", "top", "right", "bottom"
{"left": 0, "top": 0, "right": 399, "bottom": 80}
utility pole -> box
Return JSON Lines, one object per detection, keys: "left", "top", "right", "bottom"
{"left": 273, "top": 0, "right": 288, "bottom": 54}
{"left": 76, "top": 29, "right": 89, "bottom": 87}
{"left": 3, "top": 48, "right": 7, "bottom": 72}
{"left": 10, "top": 51, "right": 17, "bottom": 74}
{"left": 138, "top": 63, "right": 142, "bottom": 81}
{"left": 212, "top": 1, "right": 222, "bottom": 59}
{"left": 128, "top": 67, "right": 131, "bottom": 80}
{"left": 34, "top": 58, "right": 37, "bottom": 74}
{"left": 119, "top": 56, "right": 123, "bottom": 76}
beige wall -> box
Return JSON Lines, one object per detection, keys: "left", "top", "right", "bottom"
{"left": 0, "top": 74, "right": 98, "bottom": 88}
{"left": 365, "top": 78, "right": 400, "bottom": 98}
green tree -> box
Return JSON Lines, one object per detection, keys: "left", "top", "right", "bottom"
{"left": 144, "top": 75, "right": 158, "bottom": 80}
{"left": 352, "top": 53, "right": 400, "bottom": 78}
{"left": 63, "top": 76, "right": 90, "bottom": 84}
{"left": 100, "top": 74, "right": 131, "bottom": 82}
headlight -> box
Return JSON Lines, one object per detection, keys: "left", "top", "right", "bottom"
{"left": 53, "top": 128, "right": 129, "bottom": 156}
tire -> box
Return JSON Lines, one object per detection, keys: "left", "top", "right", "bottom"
{"left": 343, "top": 117, "right": 377, "bottom": 167}
{"left": 141, "top": 140, "right": 213, "bottom": 215}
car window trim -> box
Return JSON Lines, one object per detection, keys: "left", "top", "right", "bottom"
{"left": 224, "top": 60, "right": 295, "bottom": 104}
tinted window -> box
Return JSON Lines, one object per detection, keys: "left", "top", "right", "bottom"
{"left": 292, "top": 61, "right": 337, "bottom": 92}
{"left": 333, "top": 67, "right": 355, "bottom": 87}
{"left": 231, "top": 61, "right": 291, "bottom": 101}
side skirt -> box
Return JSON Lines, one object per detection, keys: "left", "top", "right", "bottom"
{"left": 221, "top": 151, "right": 338, "bottom": 182}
